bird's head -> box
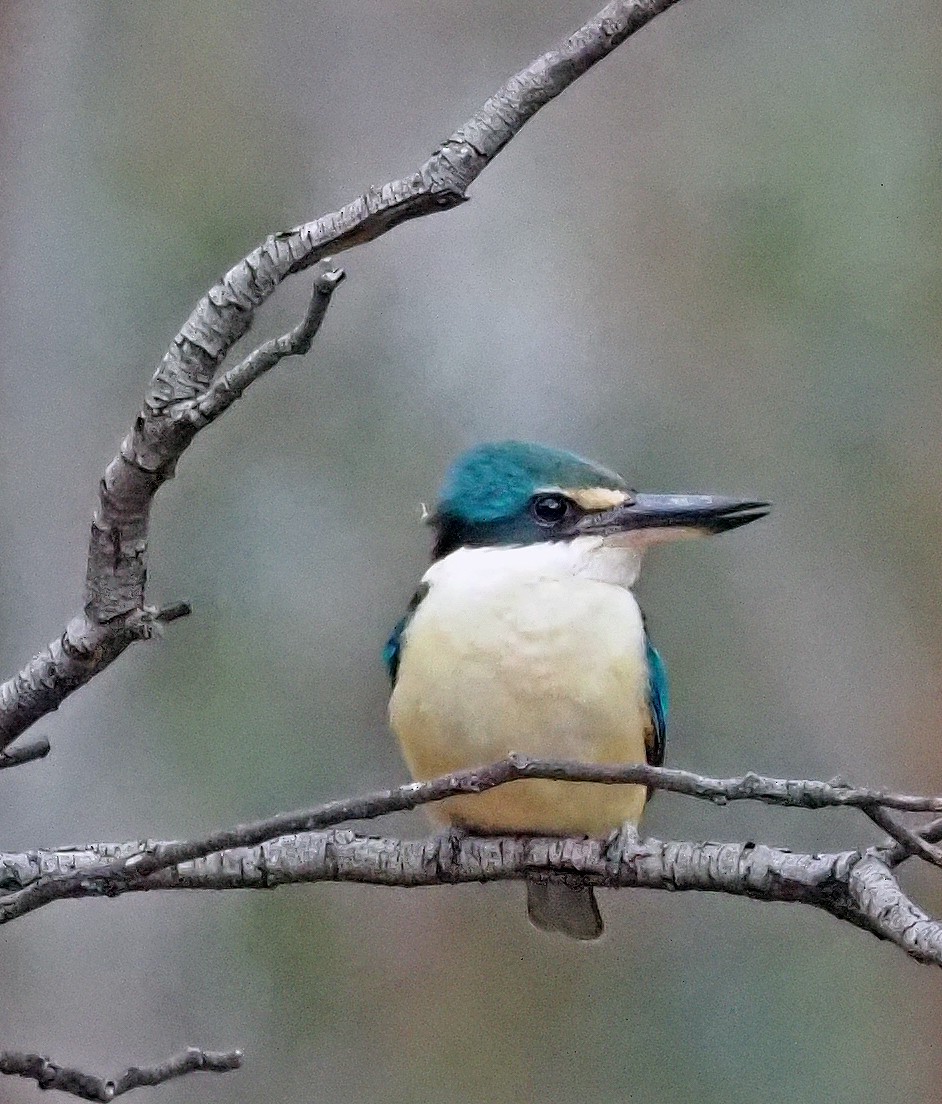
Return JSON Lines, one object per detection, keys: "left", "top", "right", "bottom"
{"left": 430, "top": 441, "right": 767, "bottom": 570}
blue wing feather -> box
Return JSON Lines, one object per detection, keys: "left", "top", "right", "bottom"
{"left": 383, "top": 616, "right": 408, "bottom": 683}
{"left": 644, "top": 633, "right": 669, "bottom": 767}
{"left": 383, "top": 583, "right": 429, "bottom": 685}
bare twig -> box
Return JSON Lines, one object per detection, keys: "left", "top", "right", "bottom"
{"left": 861, "top": 804, "right": 942, "bottom": 868}
{"left": 0, "top": 0, "right": 684, "bottom": 752}
{"left": 189, "top": 267, "right": 346, "bottom": 426}
{"left": 882, "top": 815, "right": 942, "bottom": 868}
{"left": 0, "top": 1047, "right": 242, "bottom": 1101}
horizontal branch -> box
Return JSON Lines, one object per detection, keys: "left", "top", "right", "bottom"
{"left": 0, "top": 1047, "right": 242, "bottom": 1102}
{"left": 2, "top": 827, "right": 940, "bottom": 967}
{"left": 2, "top": 756, "right": 942, "bottom": 966}
{"left": 0, "top": 0, "right": 683, "bottom": 754}
{"left": 4, "top": 756, "right": 941, "bottom": 921}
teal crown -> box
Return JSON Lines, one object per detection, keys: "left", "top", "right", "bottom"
{"left": 431, "top": 441, "right": 627, "bottom": 558}
{"left": 436, "top": 441, "right": 626, "bottom": 523}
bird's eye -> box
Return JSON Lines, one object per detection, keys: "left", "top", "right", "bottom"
{"left": 530, "top": 494, "right": 572, "bottom": 527}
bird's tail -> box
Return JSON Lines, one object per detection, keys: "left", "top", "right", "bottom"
{"left": 526, "top": 876, "right": 603, "bottom": 940}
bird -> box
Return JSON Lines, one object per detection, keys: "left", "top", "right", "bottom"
{"left": 385, "top": 441, "right": 767, "bottom": 939}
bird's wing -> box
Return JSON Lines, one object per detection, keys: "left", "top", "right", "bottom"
{"left": 383, "top": 583, "right": 429, "bottom": 685}
{"left": 643, "top": 633, "right": 669, "bottom": 767}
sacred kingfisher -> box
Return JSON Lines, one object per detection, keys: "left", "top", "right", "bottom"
{"left": 386, "top": 441, "right": 767, "bottom": 939}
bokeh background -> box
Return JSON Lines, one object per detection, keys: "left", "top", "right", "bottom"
{"left": 2, "top": 2, "right": 941, "bottom": 1101}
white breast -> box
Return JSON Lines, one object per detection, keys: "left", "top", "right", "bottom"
{"left": 389, "top": 539, "right": 653, "bottom": 835}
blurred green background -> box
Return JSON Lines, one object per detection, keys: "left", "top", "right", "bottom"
{"left": 2, "top": 2, "right": 941, "bottom": 1101}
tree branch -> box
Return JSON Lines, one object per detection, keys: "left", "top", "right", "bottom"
{"left": 189, "top": 266, "right": 346, "bottom": 427}
{"left": 0, "top": 0, "right": 683, "bottom": 755}
{"left": 847, "top": 855, "right": 942, "bottom": 964}
{"left": 2, "top": 828, "right": 940, "bottom": 966}
{"left": 0, "top": 267, "right": 343, "bottom": 753}
{"left": 0, "top": 1047, "right": 242, "bottom": 1102}
{"left": 3, "top": 757, "right": 942, "bottom": 967}
{"left": 4, "top": 756, "right": 942, "bottom": 922}
{"left": 144, "top": 0, "right": 685, "bottom": 416}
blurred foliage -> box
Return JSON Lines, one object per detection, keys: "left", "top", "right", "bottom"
{"left": 1, "top": 2, "right": 941, "bottom": 1102}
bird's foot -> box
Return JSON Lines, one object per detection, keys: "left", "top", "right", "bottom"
{"left": 603, "top": 821, "right": 642, "bottom": 872}
{"left": 431, "top": 824, "right": 469, "bottom": 867}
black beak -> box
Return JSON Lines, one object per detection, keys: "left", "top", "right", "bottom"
{"left": 576, "top": 493, "right": 769, "bottom": 539}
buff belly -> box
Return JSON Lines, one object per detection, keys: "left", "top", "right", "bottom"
{"left": 389, "top": 571, "right": 652, "bottom": 836}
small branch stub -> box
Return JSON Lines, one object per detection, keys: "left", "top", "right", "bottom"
{"left": 0, "top": 736, "right": 50, "bottom": 771}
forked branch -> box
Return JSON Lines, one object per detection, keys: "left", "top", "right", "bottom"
{"left": 0, "top": 1047, "right": 242, "bottom": 1102}
{"left": 0, "top": 268, "right": 345, "bottom": 753}
{"left": 0, "top": 0, "right": 684, "bottom": 758}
